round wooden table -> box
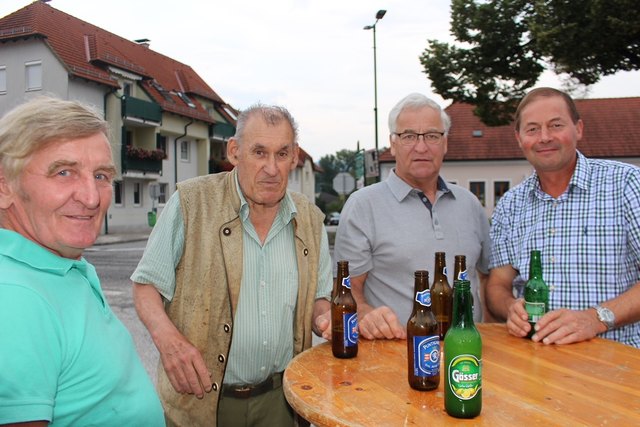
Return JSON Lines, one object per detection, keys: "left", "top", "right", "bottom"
{"left": 284, "top": 323, "right": 640, "bottom": 426}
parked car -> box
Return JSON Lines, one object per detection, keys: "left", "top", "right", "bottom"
{"left": 325, "top": 212, "right": 340, "bottom": 226}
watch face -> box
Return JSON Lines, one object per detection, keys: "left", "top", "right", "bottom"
{"left": 597, "top": 307, "right": 615, "bottom": 328}
{"left": 602, "top": 310, "right": 614, "bottom": 322}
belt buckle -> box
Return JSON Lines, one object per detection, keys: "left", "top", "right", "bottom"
{"left": 233, "top": 386, "right": 253, "bottom": 399}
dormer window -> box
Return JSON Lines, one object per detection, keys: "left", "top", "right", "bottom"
{"left": 177, "top": 92, "right": 195, "bottom": 108}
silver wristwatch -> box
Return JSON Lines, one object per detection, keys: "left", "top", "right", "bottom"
{"left": 594, "top": 305, "right": 615, "bottom": 330}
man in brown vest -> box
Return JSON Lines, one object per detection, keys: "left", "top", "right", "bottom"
{"left": 131, "top": 104, "right": 333, "bottom": 426}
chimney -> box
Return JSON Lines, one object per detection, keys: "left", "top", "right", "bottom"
{"left": 134, "top": 38, "right": 151, "bottom": 48}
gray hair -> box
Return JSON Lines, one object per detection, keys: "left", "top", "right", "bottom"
{"left": 388, "top": 93, "right": 451, "bottom": 135}
{"left": 233, "top": 103, "right": 299, "bottom": 145}
{"left": 0, "top": 96, "right": 109, "bottom": 182}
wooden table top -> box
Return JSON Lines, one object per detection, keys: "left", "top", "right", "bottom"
{"left": 284, "top": 323, "right": 640, "bottom": 426}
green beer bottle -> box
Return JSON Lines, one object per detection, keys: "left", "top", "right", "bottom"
{"left": 524, "top": 250, "right": 549, "bottom": 339}
{"left": 444, "top": 280, "right": 482, "bottom": 418}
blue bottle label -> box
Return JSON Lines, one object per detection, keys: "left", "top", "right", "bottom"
{"left": 341, "top": 276, "right": 351, "bottom": 290}
{"left": 343, "top": 312, "right": 358, "bottom": 347}
{"left": 415, "top": 289, "right": 432, "bottom": 307}
{"left": 413, "top": 335, "right": 440, "bottom": 377}
{"left": 457, "top": 269, "right": 468, "bottom": 280}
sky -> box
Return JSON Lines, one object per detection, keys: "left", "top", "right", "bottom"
{"left": 2, "top": 0, "right": 639, "bottom": 161}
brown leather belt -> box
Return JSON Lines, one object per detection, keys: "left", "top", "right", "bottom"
{"left": 222, "top": 372, "right": 283, "bottom": 399}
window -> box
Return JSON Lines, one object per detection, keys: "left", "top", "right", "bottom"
{"left": 133, "top": 182, "right": 142, "bottom": 206}
{"left": 114, "top": 181, "right": 124, "bottom": 206}
{"left": 0, "top": 66, "right": 6, "bottom": 94}
{"left": 156, "top": 134, "right": 167, "bottom": 153}
{"left": 494, "top": 181, "right": 510, "bottom": 207}
{"left": 177, "top": 92, "right": 196, "bottom": 108}
{"left": 469, "top": 181, "right": 486, "bottom": 207}
{"left": 158, "top": 183, "right": 168, "bottom": 204}
{"left": 180, "top": 140, "right": 190, "bottom": 161}
{"left": 25, "top": 61, "right": 42, "bottom": 91}
{"left": 123, "top": 82, "right": 132, "bottom": 97}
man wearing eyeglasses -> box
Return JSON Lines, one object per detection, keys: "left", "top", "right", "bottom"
{"left": 334, "top": 93, "right": 491, "bottom": 340}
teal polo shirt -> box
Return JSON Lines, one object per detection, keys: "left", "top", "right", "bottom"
{"left": 0, "top": 229, "right": 164, "bottom": 426}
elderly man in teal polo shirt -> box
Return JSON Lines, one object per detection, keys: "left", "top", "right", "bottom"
{"left": 0, "top": 97, "right": 165, "bottom": 426}
{"left": 132, "top": 103, "right": 333, "bottom": 426}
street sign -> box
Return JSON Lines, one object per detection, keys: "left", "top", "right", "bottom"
{"left": 355, "top": 150, "right": 364, "bottom": 179}
{"left": 333, "top": 172, "right": 356, "bottom": 195}
{"left": 149, "top": 183, "right": 160, "bottom": 199}
{"left": 364, "top": 149, "right": 379, "bottom": 178}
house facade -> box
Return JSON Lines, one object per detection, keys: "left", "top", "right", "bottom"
{"left": 0, "top": 1, "right": 316, "bottom": 233}
{"left": 378, "top": 97, "right": 640, "bottom": 218}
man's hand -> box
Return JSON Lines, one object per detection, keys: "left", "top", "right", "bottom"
{"left": 531, "top": 308, "right": 606, "bottom": 345}
{"left": 156, "top": 330, "right": 212, "bottom": 399}
{"left": 313, "top": 298, "right": 332, "bottom": 340}
{"left": 357, "top": 304, "right": 406, "bottom": 340}
{"left": 505, "top": 298, "right": 532, "bottom": 338}
{"left": 133, "top": 282, "right": 211, "bottom": 399}
{"left": 315, "top": 310, "right": 332, "bottom": 341}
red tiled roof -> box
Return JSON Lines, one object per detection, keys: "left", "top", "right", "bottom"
{"left": 298, "top": 146, "right": 320, "bottom": 172}
{"left": 380, "top": 97, "right": 640, "bottom": 162}
{"left": 445, "top": 98, "right": 640, "bottom": 161}
{"left": 0, "top": 1, "right": 229, "bottom": 123}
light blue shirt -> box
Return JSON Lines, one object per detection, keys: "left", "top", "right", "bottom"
{"left": 490, "top": 151, "right": 640, "bottom": 347}
{"left": 132, "top": 177, "right": 333, "bottom": 384}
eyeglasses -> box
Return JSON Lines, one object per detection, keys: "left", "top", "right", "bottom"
{"left": 393, "top": 131, "right": 445, "bottom": 145}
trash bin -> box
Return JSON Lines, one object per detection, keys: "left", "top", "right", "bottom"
{"left": 147, "top": 211, "right": 157, "bottom": 227}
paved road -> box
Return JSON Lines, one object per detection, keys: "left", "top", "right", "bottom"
{"left": 84, "top": 241, "right": 159, "bottom": 383}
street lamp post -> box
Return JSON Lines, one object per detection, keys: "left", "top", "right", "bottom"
{"left": 364, "top": 9, "right": 386, "bottom": 183}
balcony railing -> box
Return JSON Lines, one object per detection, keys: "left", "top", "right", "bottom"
{"left": 122, "top": 96, "right": 162, "bottom": 123}
{"left": 122, "top": 145, "right": 164, "bottom": 174}
{"left": 123, "top": 156, "right": 162, "bottom": 173}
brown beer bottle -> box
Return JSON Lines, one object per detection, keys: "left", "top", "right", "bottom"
{"left": 407, "top": 270, "right": 440, "bottom": 391}
{"left": 454, "top": 255, "right": 468, "bottom": 281}
{"left": 332, "top": 260, "right": 358, "bottom": 358}
{"left": 431, "top": 252, "right": 452, "bottom": 340}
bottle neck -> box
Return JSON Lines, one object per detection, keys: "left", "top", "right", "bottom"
{"left": 529, "top": 251, "right": 543, "bottom": 280}
{"left": 451, "top": 281, "right": 474, "bottom": 327}
{"left": 434, "top": 253, "right": 447, "bottom": 281}
{"left": 336, "top": 262, "right": 350, "bottom": 294}
{"left": 454, "top": 256, "right": 467, "bottom": 280}
{"left": 413, "top": 271, "right": 430, "bottom": 310}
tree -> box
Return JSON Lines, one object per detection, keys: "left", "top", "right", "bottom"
{"left": 316, "top": 149, "right": 358, "bottom": 195}
{"left": 316, "top": 149, "right": 359, "bottom": 214}
{"left": 420, "top": 0, "right": 640, "bottom": 125}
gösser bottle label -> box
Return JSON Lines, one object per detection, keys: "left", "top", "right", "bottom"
{"left": 448, "top": 354, "right": 481, "bottom": 400}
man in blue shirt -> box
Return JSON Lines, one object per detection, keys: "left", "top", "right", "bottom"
{"left": 487, "top": 87, "right": 640, "bottom": 347}
{"left": 0, "top": 97, "right": 164, "bottom": 425}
